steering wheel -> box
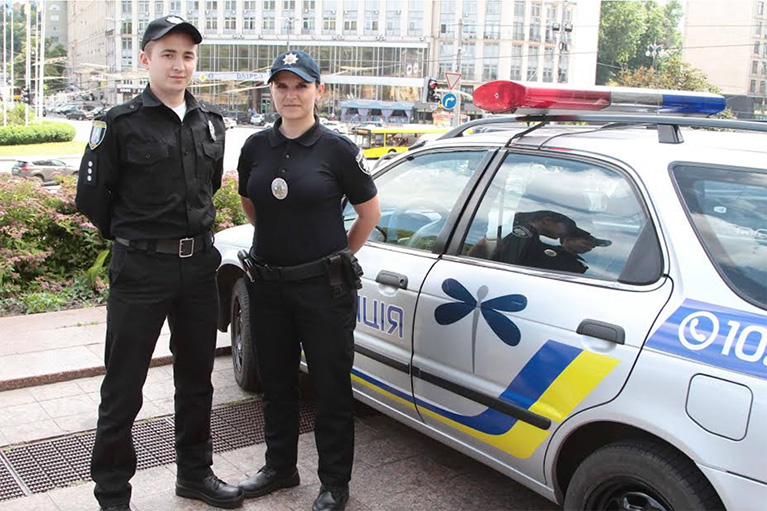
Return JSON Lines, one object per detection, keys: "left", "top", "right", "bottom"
{"left": 389, "top": 198, "right": 451, "bottom": 244}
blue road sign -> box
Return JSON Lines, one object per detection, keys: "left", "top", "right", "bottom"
{"left": 441, "top": 92, "right": 457, "bottom": 110}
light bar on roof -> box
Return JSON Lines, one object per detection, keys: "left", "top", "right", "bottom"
{"left": 473, "top": 81, "right": 726, "bottom": 116}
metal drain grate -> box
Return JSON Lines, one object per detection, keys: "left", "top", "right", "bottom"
{"left": 0, "top": 457, "right": 24, "bottom": 501}
{"left": 0, "top": 398, "right": 319, "bottom": 502}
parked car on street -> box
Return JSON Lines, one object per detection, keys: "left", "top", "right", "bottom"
{"left": 223, "top": 116, "right": 237, "bottom": 130}
{"left": 66, "top": 108, "right": 89, "bottom": 120}
{"left": 11, "top": 159, "right": 78, "bottom": 183}
{"left": 213, "top": 81, "right": 767, "bottom": 511}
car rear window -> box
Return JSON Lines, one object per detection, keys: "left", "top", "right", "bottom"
{"left": 672, "top": 163, "right": 767, "bottom": 309}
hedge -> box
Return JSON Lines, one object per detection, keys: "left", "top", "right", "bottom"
{"left": 0, "top": 121, "right": 76, "bottom": 145}
{"left": 0, "top": 172, "right": 248, "bottom": 315}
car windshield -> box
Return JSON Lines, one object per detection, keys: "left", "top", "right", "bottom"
{"left": 673, "top": 164, "right": 767, "bottom": 309}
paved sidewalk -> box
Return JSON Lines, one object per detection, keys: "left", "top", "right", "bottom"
{"left": 0, "top": 308, "right": 556, "bottom": 510}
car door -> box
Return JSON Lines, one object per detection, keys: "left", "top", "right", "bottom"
{"left": 411, "top": 149, "right": 673, "bottom": 483}
{"left": 342, "top": 148, "right": 495, "bottom": 421}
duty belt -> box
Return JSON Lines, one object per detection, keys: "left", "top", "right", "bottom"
{"left": 114, "top": 233, "right": 213, "bottom": 258}
{"left": 253, "top": 252, "right": 345, "bottom": 282}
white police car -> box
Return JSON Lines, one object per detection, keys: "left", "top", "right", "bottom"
{"left": 214, "top": 81, "right": 767, "bottom": 511}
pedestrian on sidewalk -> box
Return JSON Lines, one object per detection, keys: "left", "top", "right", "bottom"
{"left": 75, "top": 15, "right": 243, "bottom": 511}
{"left": 235, "top": 50, "right": 380, "bottom": 511}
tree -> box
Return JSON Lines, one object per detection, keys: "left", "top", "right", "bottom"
{"left": 597, "top": 1, "right": 684, "bottom": 84}
{"left": 612, "top": 55, "right": 719, "bottom": 93}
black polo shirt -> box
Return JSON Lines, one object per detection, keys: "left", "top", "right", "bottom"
{"left": 237, "top": 117, "right": 377, "bottom": 266}
{"left": 75, "top": 86, "right": 225, "bottom": 240}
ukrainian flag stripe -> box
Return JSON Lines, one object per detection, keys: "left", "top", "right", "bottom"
{"left": 351, "top": 340, "right": 619, "bottom": 459}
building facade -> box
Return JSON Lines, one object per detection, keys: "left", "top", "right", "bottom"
{"left": 683, "top": 0, "right": 767, "bottom": 118}
{"left": 66, "top": 0, "right": 600, "bottom": 117}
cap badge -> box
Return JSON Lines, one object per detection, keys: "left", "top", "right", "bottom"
{"left": 282, "top": 53, "right": 299, "bottom": 66}
{"left": 166, "top": 15, "right": 184, "bottom": 24}
{"left": 208, "top": 120, "right": 216, "bottom": 141}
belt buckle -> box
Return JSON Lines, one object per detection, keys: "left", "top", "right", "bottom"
{"left": 179, "top": 237, "right": 195, "bottom": 258}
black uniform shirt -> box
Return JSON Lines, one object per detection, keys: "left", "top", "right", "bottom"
{"left": 75, "top": 86, "right": 225, "bottom": 240}
{"left": 237, "top": 117, "right": 377, "bottom": 266}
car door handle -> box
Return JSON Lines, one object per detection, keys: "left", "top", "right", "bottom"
{"left": 577, "top": 319, "right": 625, "bottom": 345}
{"left": 376, "top": 270, "right": 408, "bottom": 290}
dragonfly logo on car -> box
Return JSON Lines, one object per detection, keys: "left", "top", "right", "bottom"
{"left": 435, "top": 278, "right": 527, "bottom": 371}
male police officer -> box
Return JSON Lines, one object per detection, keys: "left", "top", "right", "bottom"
{"left": 75, "top": 16, "right": 243, "bottom": 511}
{"left": 491, "top": 210, "right": 577, "bottom": 267}
{"left": 539, "top": 227, "right": 612, "bottom": 274}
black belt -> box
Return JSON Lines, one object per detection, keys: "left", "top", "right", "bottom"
{"left": 253, "top": 254, "right": 342, "bottom": 282}
{"left": 115, "top": 233, "right": 213, "bottom": 257}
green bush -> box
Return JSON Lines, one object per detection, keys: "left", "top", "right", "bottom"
{"left": 213, "top": 171, "right": 249, "bottom": 231}
{"left": 0, "top": 175, "right": 109, "bottom": 308}
{"left": 0, "top": 171, "right": 247, "bottom": 315}
{"left": 0, "top": 121, "right": 76, "bottom": 145}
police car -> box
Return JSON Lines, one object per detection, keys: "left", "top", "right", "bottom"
{"left": 214, "top": 81, "right": 767, "bottom": 511}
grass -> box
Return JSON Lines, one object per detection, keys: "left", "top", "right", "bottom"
{"left": 0, "top": 140, "right": 86, "bottom": 157}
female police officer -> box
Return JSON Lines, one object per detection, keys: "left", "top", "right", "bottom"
{"left": 235, "top": 50, "right": 380, "bottom": 511}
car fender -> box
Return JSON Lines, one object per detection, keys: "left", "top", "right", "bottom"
{"left": 213, "top": 223, "right": 254, "bottom": 331}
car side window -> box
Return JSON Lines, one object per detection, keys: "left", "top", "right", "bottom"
{"left": 344, "top": 151, "right": 486, "bottom": 252}
{"left": 461, "top": 153, "right": 655, "bottom": 281}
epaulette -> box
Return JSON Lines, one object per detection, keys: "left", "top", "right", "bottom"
{"left": 200, "top": 102, "right": 223, "bottom": 117}
{"left": 107, "top": 96, "right": 143, "bottom": 120}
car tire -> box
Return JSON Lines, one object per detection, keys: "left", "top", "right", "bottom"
{"left": 564, "top": 440, "right": 723, "bottom": 511}
{"left": 230, "top": 278, "right": 261, "bottom": 392}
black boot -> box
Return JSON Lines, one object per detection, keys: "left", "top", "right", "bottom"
{"left": 312, "top": 486, "right": 350, "bottom": 511}
{"left": 100, "top": 505, "right": 132, "bottom": 511}
{"left": 175, "top": 474, "right": 244, "bottom": 509}
{"left": 238, "top": 465, "right": 300, "bottom": 498}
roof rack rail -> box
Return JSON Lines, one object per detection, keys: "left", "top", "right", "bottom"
{"left": 438, "top": 114, "right": 767, "bottom": 145}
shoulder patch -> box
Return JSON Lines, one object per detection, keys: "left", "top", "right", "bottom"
{"left": 88, "top": 121, "right": 107, "bottom": 150}
{"left": 355, "top": 149, "right": 370, "bottom": 175}
{"left": 512, "top": 225, "right": 533, "bottom": 238}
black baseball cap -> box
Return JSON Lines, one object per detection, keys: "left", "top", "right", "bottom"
{"left": 141, "top": 15, "right": 202, "bottom": 50}
{"left": 565, "top": 227, "right": 612, "bottom": 247}
{"left": 268, "top": 50, "right": 321, "bottom": 83}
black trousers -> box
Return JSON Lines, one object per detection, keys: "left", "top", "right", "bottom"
{"left": 247, "top": 273, "right": 356, "bottom": 488}
{"left": 91, "top": 244, "right": 221, "bottom": 507}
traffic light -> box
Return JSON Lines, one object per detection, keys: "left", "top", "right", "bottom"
{"left": 426, "top": 78, "right": 440, "bottom": 103}
{"left": 20, "top": 87, "right": 29, "bottom": 104}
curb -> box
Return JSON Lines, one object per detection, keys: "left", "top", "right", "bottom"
{"left": 0, "top": 346, "right": 232, "bottom": 392}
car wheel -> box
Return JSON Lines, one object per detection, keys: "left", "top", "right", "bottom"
{"left": 230, "top": 278, "right": 261, "bottom": 392}
{"left": 564, "top": 440, "right": 723, "bottom": 511}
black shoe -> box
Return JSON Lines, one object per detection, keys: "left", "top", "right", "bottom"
{"left": 100, "top": 505, "right": 132, "bottom": 511}
{"left": 312, "top": 486, "right": 350, "bottom": 511}
{"left": 175, "top": 474, "right": 244, "bottom": 509}
{"left": 238, "top": 465, "right": 300, "bottom": 498}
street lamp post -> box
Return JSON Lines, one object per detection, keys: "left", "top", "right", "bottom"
{"left": 646, "top": 41, "right": 666, "bottom": 68}
{"left": 284, "top": 17, "right": 293, "bottom": 50}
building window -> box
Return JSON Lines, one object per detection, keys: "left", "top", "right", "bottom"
{"left": 762, "top": 81, "right": 767, "bottom": 94}
{"left": 407, "top": 1, "right": 423, "bottom": 36}
{"left": 122, "top": 0, "right": 132, "bottom": 15}
{"left": 363, "top": 0, "right": 380, "bottom": 35}
{"left": 545, "top": 4, "right": 556, "bottom": 43}
{"left": 244, "top": 0, "right": 256, "bottom": 9}
{"left": 224, "top": 15, "right": 236, "bottom": 31}
{"left": 511, "top": 43, "right": 523, "bottom": 80}
{"left": 463, "top": 0, "right": 477, "bottom": 39}
{"left": 283, "top": 0, "right": 295, "bottom": 10}
{"left": 529, "top": 2, "right": 541, "bottom": 42}
{"left": 543, "top": 46, "right": 554, "bottom": 82}
{"left": 244, "top": 15, "right": 256, "bottom": 30}
{"left": 482, "top": 43, "right": 499, "bottom": 81}
{"left": 754, "top": 61, "right": 760, "bottom": 74}
{"left": 757, "top": 21, "right": 763, "bottom": 36}
{"left": 139, "top": 0, "right": 149, "bottom": 18}
{"left": 759, "top": 1, "right": 765, "bottom": 16}
{"left": 756, "top": 41, "right": 761, "bottom": 54}
{"left": 484, "top": 0, "right": 500, "bottom": 39}
{"left": 386, "top": 0, "right": 401, "bottom": 36}
{"left": 263, "top": 16, "right": 275, "bottom": 33}
{"left": 751, "top": 80, "right": 757, "bottom": 93}
{"left": 303, "top": 0, "right": 316, "bottom": 10}
{"left": 121, "top": 20, "right": 133, "bottom": 34}
{"left": 438, "top": 41, "right": 453, "bottom": 77}
{"left": 343, "top": 6, "right": 358, "bottom": 34}
{"left": 155, "top": 0, "right": 163, "bottom": 16}
{"left": 121, "top": 38, "right": 133, "bottom": 68}
{"left": 264, "top": 0, "right": 275, "bottom": 9}
{"left": 514, "top": 0, "right": 525, "bottom": 19}
{"left": 527, "top": 45, "right": 539, "bottom": 80}
{"left": 439, "top": 0, "right": 456, "bottom": 37}
{"left": 301, "top": 16, "right": 315, "bottom": 33}
{"left": 461, "top": 43, "right": 475, "bottom": 79}
{"left": 169, "top": 0, "right": 181, "bottom": 14}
